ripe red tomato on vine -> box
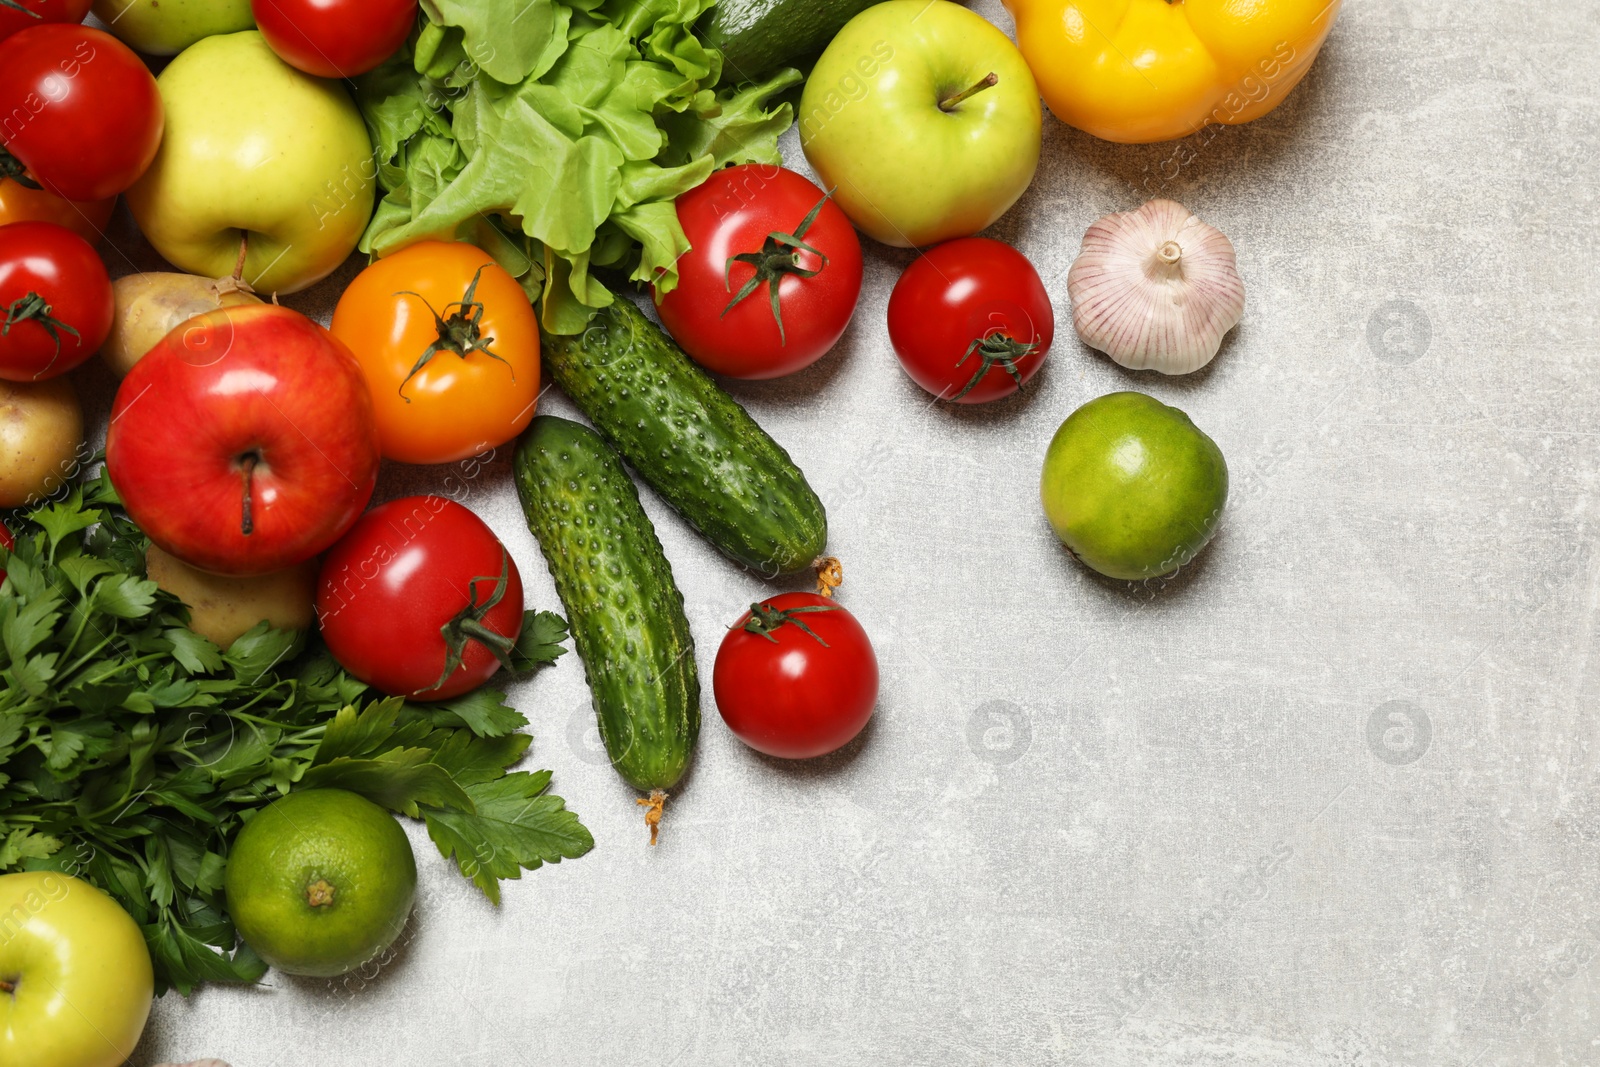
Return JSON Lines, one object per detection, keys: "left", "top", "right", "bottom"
{"left": 888, "top": 237, "right": 1054, "bottom": 404}
{"left": 0, "top": 24, "right": 163, "bottom": 202}
{"left": 0, "top": 220, "right": 112, "bottom": 381}
{"left": 657, "top": 164, "right": 863, "bottom": 380}
{"left": 714, "top": 592, "right": 879, "bottom": 759}
{"left": 251, "top": 0, "right": 418, "bottom": 79}
{"left": 316, "top": 497, "right": 527, "bottom": 702}
{"left": 0, "top": 0, "right": 90, "bottom": 45}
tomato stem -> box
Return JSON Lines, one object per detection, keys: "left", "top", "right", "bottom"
{"left": 721, "top": 193, "right": 834, "bottom": 345}
{"left": 741, "top": 601, "right": 841, "bottom": 646}
{"left": 429, "top": 548, "right": 518, "bottom": 692}
{"left": 940, "top": 73, "right": 998, "bottom": 113}
{"left": 238, "top": 453, "right": 259, "bottom": 536}
{"left": 2, "top": 291, "right": 80, "bottom": 375}
{"left": 0, "top": 146, "right": 40, "bottom": 190}
{"left": 394, "top": 266, "right": 512, "bottom": 402}
{"left": 949, "top": 331, "right": 1038, "bottom": 401}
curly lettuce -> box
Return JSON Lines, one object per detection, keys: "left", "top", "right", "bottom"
{"left": 356, "top": 0, "right": 801, "bottom": 334}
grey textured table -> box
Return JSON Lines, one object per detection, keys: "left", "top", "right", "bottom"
{"left": 117, "top": 1, "right": 1600, "bottom": 1063}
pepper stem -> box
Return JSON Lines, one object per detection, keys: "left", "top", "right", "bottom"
{"left": 940, "top": 73, "right": 998, "bottom": 112}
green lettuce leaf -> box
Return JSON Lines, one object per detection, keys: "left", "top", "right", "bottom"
{"left": 356, "top": 0, "right": 798, "bottom": 332}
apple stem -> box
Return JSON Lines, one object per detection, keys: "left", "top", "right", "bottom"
{"left": 940, "top": 72, "right": 998, "bottom": 113}
{"left": 239, "top": 453, "right": 259, "bottom": 536}
{"left": 214, "top": 233, "right": 257, "bottom": 299}
{"left": 0, "top": 977, "right": 14, "bottom": 995}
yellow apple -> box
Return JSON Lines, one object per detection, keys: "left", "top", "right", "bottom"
{"left": 0, "top": 872, "right": 154, "bottom": 1067}
{"left": 126, "top": 31, "right": 375, "bottom": 295}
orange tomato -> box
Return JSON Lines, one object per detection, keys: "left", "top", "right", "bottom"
{"left": 330, "top": 241, "right": 540, "bottom": 465}
{"left": 0, "top": 177, "right": 114, "bottom": 244}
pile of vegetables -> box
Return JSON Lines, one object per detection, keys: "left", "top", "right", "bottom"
{"left": 0, "top": 475, "right": 588, "bottom": 993}
{"left": 356, "top": 0, "right": 802, "bottom": 334}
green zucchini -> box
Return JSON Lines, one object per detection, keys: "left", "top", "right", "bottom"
{"left": 542, "top": 299, "right": 827, "bottom": 577}
{"left": 701, "top": 0, "right": 882, "bottom": 83}
{"left": 513, "top": 416, "right": 699, "bottom": 809}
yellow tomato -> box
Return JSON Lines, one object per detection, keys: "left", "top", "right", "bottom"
{"left": 331, "top": 241, "right": 540, "bottom": 465}
{"left": 0, "top": 177, "right": 115, "bottom": 244}
{"left": 1002, "top": 0, "right": 1344, "bottom": 144}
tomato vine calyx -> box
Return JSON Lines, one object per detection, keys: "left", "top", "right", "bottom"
{"left": 2, "top": 291, "right": 80, "bottom": 372}
{"left": 950, "top": 331, "right": 1038, "bottom": 401}
{"left": 431, "top": 549, "right": 519, "bottom": 691}
{"left": 395, "top": 265, "right": 512, "bottom": 401}
{"left": 742, "top": 600, "right": 841, "bottom": 647}
{"left": 0, "top": 148, "right": 40, "bottom": 189}
{"left": 723, "top": 193, "right": 833, "bottom": 345}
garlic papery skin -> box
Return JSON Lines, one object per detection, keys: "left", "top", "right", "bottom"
{"left": 1066, "top": 199, "right": 1245, "bottom": 375}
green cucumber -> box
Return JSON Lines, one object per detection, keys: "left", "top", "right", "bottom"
{"left": 514, "top": 416, "right": 699, "bottom": 808}
{"left": 701, "top": 0, "right": 881, "bottom": 83}
{"left": 542, "top": 298, "right": 827, "bottom": 577}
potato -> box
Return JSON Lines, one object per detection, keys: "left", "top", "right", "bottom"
{"left": 0, "top": 377, "right": 85, "bottom": 508}
{"left": 145, "top": 544, "right": 318, "bottom": 648}
{"left": 101, "top": 273, "right": 260, "bottom": 378}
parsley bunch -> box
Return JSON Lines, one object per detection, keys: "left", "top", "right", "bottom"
{"left": 0, "top": 475, "right": 590, "bottom": 994}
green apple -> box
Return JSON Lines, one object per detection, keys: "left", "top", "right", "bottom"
{"left": 93, "top": 0, "right": 255, "bottom": 56}
{"left": 798, "top": 0, "right": 1041, "bottom": 248}
{"left": 1041, "top": 392, "right": 1229, "bottom": 581}
{"left": 126, "top": 31, "right": 375, "bottom": 295}
{"left": 0, "top": 872, "right": 154, "bottom": 1067}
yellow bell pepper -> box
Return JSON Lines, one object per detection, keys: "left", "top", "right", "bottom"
{"left": 1002, "top": 0, "right": 1343, "bottom": 144}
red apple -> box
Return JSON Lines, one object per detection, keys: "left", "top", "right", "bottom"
{"left": 106, "top": 304, "right": 379, "bottom": 576}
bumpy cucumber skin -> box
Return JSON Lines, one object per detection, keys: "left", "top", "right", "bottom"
{"left": 701, "top": 0, "right": 882, "bottom": 81}
{"left": 514, "top": 416, "right": 699, "bottom": 792}
{"left": 542, "top": 299, "right": 827, "bottom": 576}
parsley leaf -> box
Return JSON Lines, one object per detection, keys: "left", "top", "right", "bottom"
{"left": 0, "top": 483, "right": 590, "bottom": 995}
{"left": 422, "top": 772, "right": 594, "bottom": 905}
{"left": 510, "top": 609, "right": 569, "bottom": 672}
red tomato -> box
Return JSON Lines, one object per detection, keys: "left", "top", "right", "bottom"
{"left": 887, "top": 237, "right": 1055, "bottom": 404}
{"left": 714, "top": 592, "right": 878, "bottom": 759}
{"left": 317, "top": 496, "right": 525, "bottom": 702}
{"left": 656, "top": 165, "right": 862, "bottom": 380}
{"left": 0, "top": 0, "right": 90, "bottom": 45}
{"left": 0, "top": 25, "right": 163, "bottom": 202}
{"left": 0, "top": 221, "right": 112, "bottom": 381}
{"left": 252, "top": 0, "right": 418, "bottom": 78}
{"left": 0, "top": 518, "right": 13, "bottom": 586}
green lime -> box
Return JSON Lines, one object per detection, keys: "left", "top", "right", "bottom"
{"left": 224, "top": 788, "right": 416, "bottom": 978}
{"left": 1040, "top": 391, "right": 1228, "bottom": 581}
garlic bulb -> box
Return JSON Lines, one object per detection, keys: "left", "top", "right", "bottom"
{"left": 1066, "top": 200, "right": 1245, "bottom": 374}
